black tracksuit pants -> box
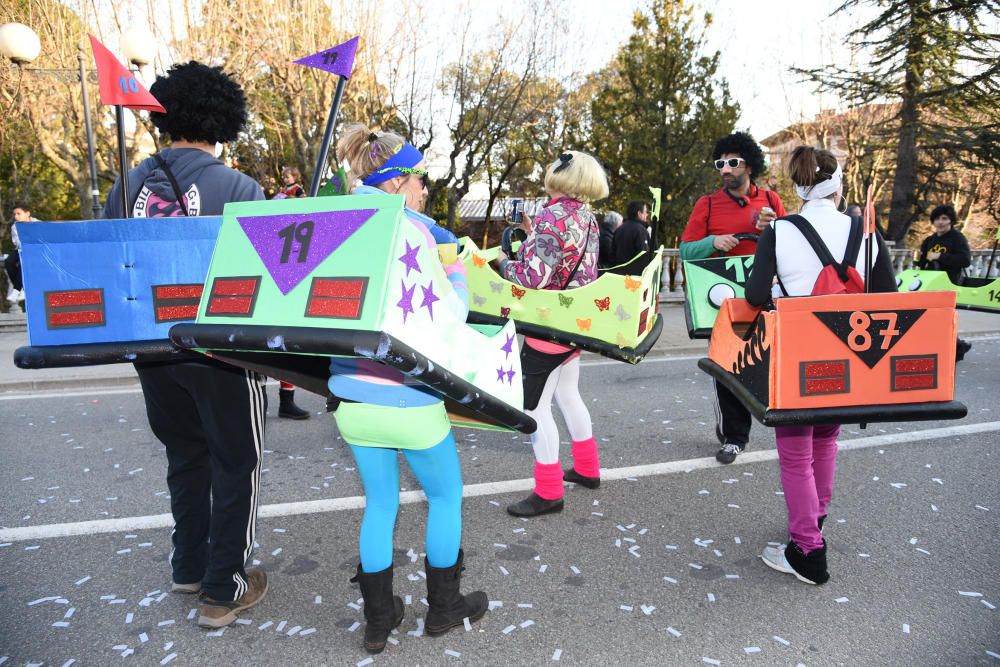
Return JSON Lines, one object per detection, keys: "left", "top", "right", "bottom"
{"left": 136, "top": 360, "right": 266, "bottom": 601}
{"left": 713, "top": 379, "right": 751, "bottom": 447}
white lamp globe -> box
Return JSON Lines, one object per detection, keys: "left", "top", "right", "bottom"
{"left": 120, "top": 26, "right": 155, "bottom": 67}
{"left": 0, "top": 23, "right": 42, "bottom": 65}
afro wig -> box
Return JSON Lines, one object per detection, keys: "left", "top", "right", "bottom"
{"left": 712, "top": 131, "right": 767, "bottom": 180}
{"left": 149, "top": 61, "right": 248, "bottom": 144}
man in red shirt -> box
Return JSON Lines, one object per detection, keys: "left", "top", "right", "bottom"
{"left": 680, "top": 131, "right": 786, "bottom": 463}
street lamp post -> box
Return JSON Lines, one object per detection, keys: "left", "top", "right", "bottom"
{"left": 0, "top": 23, "right": 103, "bottom": 218}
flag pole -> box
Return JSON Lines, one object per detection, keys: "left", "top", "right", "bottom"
{"left": 115, "top": 104, "right": 130, "bottom": 218}
{"left": 309, "top": 75, "right": 347, "bottom": 197}
{"left": 864, "top": 185, "right": 875, "bottom": 293}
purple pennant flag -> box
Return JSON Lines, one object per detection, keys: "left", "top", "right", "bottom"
{"left": 294, "top": 36, "right": 360, "bottom": 79}
{"left": 237, "top": 208, "right": 376, "bottom": 295}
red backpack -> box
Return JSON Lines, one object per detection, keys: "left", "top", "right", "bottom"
{"left": 779, "top": 214, "right": 865, "bottom": 296}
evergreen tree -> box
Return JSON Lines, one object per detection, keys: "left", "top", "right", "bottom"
{"left": 588, "top": 0, "right": 739, "bottom": 243}
{"left": 799, "top": 0, "right": 1000, "bottom": 241}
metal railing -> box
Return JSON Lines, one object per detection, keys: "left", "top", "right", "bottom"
{"left": 658, "top": 248, "right": 998, "bottom": 293}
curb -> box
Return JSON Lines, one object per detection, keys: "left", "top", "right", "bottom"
{"left": 0, "top": 375, "right": 142, "bottom": 395}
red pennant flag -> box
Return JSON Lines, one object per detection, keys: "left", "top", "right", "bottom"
{"left": 89, "top": 35, "right": 165, "bottom": 112}
{"left": 864, "top": 184, "right": 876, "bottom": 235}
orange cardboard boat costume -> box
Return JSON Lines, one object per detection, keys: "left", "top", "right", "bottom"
{"left": 698, "top": 291, "right": 967, "bottom": 425}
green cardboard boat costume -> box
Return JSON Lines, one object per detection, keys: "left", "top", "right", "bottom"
{"left": 169, "top": 194, "right": 535, "bottom": 434}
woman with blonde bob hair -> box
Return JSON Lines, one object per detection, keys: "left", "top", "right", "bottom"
{"left": 329, "top": 123, "right": 486, "bottom": 654}
{"left": 497, "top": 150, "right": 609, "bottom": 517}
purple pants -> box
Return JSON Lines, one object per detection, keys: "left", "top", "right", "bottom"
{"left": 774, "top": 424, "right": 840, "bottom": 553}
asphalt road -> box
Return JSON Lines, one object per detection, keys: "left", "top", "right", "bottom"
{"left": 1, "top": 338, "right": 998, "bottom": 666}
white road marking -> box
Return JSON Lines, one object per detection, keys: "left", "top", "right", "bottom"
{"left": 2, "top": 420, "right": 997, "bottom": 543}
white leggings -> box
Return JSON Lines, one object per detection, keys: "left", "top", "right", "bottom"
{"left": 527, "top": 355, "right": 593, "bottom": 464}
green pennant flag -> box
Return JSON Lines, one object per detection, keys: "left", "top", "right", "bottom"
{"left": 318, "top": 165, "right": 349, "bottom": 197}
{"left": 648, "top": 186, "right": 662, "bottom": 222}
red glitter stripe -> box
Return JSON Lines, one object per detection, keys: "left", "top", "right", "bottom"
{"left": 311, "top": 279, "right": 364, "bottom": 299}
{"left": 156, "top": 285, "right": 203, "bottom": 300}
{"left": 50, "top": 310, "right": 103, "bottom": 326}
{"left": 805, "top": 377, "right": 847, "bottom": 394}
{"left": 156, "top": 305, "right": 199, "bottom": 321}
{"left": 212, "top": 279, "right": 258, "bottom": 296}
{"left": 47, "top": 290, "right": 102, "bottom": 308}
{"left": 307, "top": 298, "right": 361, "bottom": 319}
{"left": 208, "top": 296, "right": 253, "bottom": 315}
{"left": 894, "top": 373, "right": 935, "bottom": 390}
{"left": 803, "top": 361, "right": 847, "bottom": 378}
{"left": 894, "top": 357, "right": 935, "bottom": 373}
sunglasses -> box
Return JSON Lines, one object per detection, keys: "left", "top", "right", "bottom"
{"left": 714, "top": 158, "right": 746, "bottom": 170}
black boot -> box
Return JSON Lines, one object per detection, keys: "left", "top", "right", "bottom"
{"left": 351, "top": 564, "right": 404, "bottom": 654}
{"left": 506, "top": 493, "right": 564, "bottom": 517}
{"left": 784, "top": 539, "right": 830, "bottom": 585}
{"left": 563, "top": 467, "right": 600, "bottom": 489}
{"left": 425, "top": 549, "right": 488, "bottom": 636}
{"left": 278, "top": 388, "right": 310, "bottom": 420}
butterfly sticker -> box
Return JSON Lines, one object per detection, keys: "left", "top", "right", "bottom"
{"left": 472, "top": 294, "right": 486, "bottom": 306}
{"left": 594, "top": 296, "right": 610, "bottom": 312}
{"left": 500, "top": 306, "right": 511, "bottom": 318}
{"left": 489, "top": 281, "right": 503, "bottom": 293}
{"left": 576, "top": 317, "right": 592, "bottom": 332}
{"left": 616, "top": 332, "right": 630, "bottom": 348}
{"left": 472, "top": 254, "right": 486, "bottom": 268}
{"left": 536, "top": 306, "right": 551, "bottom": 320}
{"left": 624, "top": 275, "right": 641, "bottom": 292}
{"left": 511, "top": 285, "right": 526, "bottom": 300}
{"left": 558, "top": 293, "right": 574, "bottom": 308}
{"left": 614, "top": 304, "right": 631, "bottom": 321}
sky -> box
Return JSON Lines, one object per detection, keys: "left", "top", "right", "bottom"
{"left": 566, "top": 0, "right": 871, "bottom": 141}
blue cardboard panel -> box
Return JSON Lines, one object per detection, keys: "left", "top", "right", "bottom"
{"left": 20, "top": 217, "right": 222, "bottom": 346}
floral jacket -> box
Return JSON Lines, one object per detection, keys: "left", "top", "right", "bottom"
{"left": 500, "top": 196, "right": 598, "bottom": 290}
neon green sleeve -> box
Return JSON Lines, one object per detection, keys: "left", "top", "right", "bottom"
{"left": 680, "top": 236, "right": 717, "bottom": 261}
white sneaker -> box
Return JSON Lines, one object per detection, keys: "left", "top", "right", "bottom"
{"left": 761, "top": 544, "right": 817, "bottom": 585}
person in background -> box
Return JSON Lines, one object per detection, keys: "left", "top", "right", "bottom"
{"left": 598, "top": 210, "right": 622, "bottom": 269}
{"left": 745, "top": 146, "right": 896, "bottom": 586}
{"left": 610, "top": 200, "right": 652, "bottom": 273}
{"left": 275, "top": 166, "right": 306, "bottom": 199}
{"left": 496, "top": 150, "right": 609, "bottom": 518}
{"left": 680, "top": 131, "right": 786, "bottom": 464}
{"left": 103, "top": 61, "right": 269, "bottom": 628}
{"left": 5, "top": 202, "right": 37, "bottom": 304}
{"left": 329, "top": 123, "right": 487, "bottom": 654}
{"left": 917, "top": 203, "right": 973, "bottom": 361}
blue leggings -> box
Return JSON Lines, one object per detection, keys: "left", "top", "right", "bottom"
{"left": 349, "top": 432, "right": 463, "bottom": 572}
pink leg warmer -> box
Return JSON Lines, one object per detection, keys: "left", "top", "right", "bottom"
{"left": 533, "top": 461, "right": 564, "bottom": 500}
{"left": 571, "top": 437, "right": 600, "bottom": 478}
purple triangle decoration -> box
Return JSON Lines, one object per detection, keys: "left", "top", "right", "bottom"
{"left": 294, "top": 37, "right": 360, "bottom": 79}
{"left": 237, "top": 208, "right": 376, "bottom": 295}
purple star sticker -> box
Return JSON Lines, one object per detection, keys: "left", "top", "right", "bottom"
{"left": 505, "top": 367, "right": 516, "bottom": 384}
{"left": 497, "top": 367, "right": 506, "bottom": 382}
{"left": 398, "top": 241, "right": 421, "bottom": 277}
{"left": 397, "top": 280, "right": 416, "bottom": 323}
{"left": 420, "top": 281, "right": 439, "bottom": 320}
{"left": 500, "top": 333, "right": 515, "bottom": 359}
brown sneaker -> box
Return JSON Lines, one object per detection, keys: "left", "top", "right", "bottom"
{"left": 197, "top": 569, "right": 268, "bottom": 628}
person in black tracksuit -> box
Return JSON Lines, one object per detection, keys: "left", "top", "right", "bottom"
{"left": 610, "top": 201, "right": 651, "bottom": 273}
{"left": 103, "top": 62, "right": 269, "bottom": 628}
{"left": 917, "top": 203, "right": 973, "bottom": 361}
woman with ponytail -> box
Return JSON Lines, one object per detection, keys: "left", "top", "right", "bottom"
{"left": 330, "top": 124, "right": 487, "bottom": 654}
{"left": 745, "top": 145, "right": 896, "bottom": 585}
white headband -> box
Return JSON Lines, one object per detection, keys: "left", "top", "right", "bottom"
{"left": 796, "top": 163, "right": 843, "bottom": 201}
